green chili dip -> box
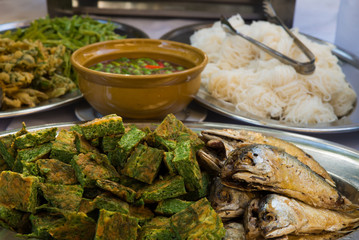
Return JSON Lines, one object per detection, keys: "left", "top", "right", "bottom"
{"left": 89, "top": 57, "right": 186, "bottom": 75}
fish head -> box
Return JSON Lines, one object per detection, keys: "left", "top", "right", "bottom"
{"left": 221, "top": 144, "right": 276, "bottom": 187}
{"left": 258, "top": 194, "right": 299, "bottom": 238}
{"left": 209, "top": 178, "right": 256, "bottom": 220}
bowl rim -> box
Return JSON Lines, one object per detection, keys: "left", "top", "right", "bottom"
{"left": 70, "top": 38, "right": 208, "bottom": 87}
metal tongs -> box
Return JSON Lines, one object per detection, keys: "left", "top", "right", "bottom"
{"left": 220, "top": 0, "right": 316, "bottom": 75}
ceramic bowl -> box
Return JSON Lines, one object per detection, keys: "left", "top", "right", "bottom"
{"left": 71, "top": 38, "right": 208, "bottom": 119}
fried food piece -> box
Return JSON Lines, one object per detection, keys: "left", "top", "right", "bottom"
{"left": 74, "top": 131, "right": 99, "bottom": 154}
{"left": 129, "top": 205, "right": 155, "bottom": 225}
{"left": 138, "top": 216, "right": 176, "bottom": 240}
{"left": 40, "top": 183, "right": 83, "bottom": 211}
{"left": 155, "top": 198, "right": 193, "bottom": 216}
{"left": 36, "top": 158, "right": 78, "bottom": 185}
{"left": 95, "top": 209, "right": 140, "bottom": 240}
{"left": 101, "top": 134, "right": 123, "bottom": 152}
{"left": 151, "top": 113, "right": 204, "bottom": 151}
{"left": 13, "top": 127, "right": 57, "bottom": 149}
{"left": 79, "top": 114, "right": 125, "bottom": 140}
{"left": 71, "top": 152, "right": 120, "bottom": 188}
{"left": 29, "top": 209, "right": 96, "bottom": 240}
{"left": 173, "top": 140, "right": 202, "bottom": 191}
{"left": 93, "top": 193, "right": 130, "bottom": 214}
{"left": 50, "top": 129, "right": 77, "bottom": 163}
{"left": 96, "top": 179, "right": 136, "bottom": 203}
{"left": 122, "top": 144, "right": 163, "bottom": 184}
{"left": 0, "top": 134, "right": 16, "bottom": 170}
{"left": 0, "top": 203, "right": 29, "bottom": 232}
{"left": 108, "top": 126, "right": 146, "bottom": 168}
{"left": 182, "top": 171, "right": 211, "bottom": 201}
{"left": 14, "top": 142, "right": 52, "bottom": 173}
{"left": 0, "top": 171, "right": 39, "bottom": 213}
{"left": 137, "top": 175, "right": 187, "bottom": 203}
{"left": 170, "top": 197, "right": 226, "bottom": 240}
{"left": 163, "top": 151, "right": 177, "bottom": 175}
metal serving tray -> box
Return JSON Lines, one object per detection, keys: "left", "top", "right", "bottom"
{"left": 0, "top": 121, "right": 358, "bottom": 239}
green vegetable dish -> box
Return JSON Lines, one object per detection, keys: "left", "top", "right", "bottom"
{"left": 0, "top": 114, "right": 226, "bottom": 240}
{"left": 89, "top": 57, "right": 186, "bottom": 75}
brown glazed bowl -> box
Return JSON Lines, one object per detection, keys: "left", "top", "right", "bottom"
{"left": 71, "top": 38, "right": 208, "bottom": 119}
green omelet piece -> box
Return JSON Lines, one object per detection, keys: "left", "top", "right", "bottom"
{"left": 95, "top": 209, "right": 140, "bottom": 240}
{"left": 152, "top": 113, "right": 204, "bottom": 151}
{"left": 93, "top": 193, "right": 130, "bottom": 214}
{"left": 40, "top": 183, "right": 83, "bottom": 211}
{"left": 122, "top": 144, "right": 163, "bottom": 184}
{"left": 80, "top": 114, "right": 125, "bottom": 140}
{"left": 170, "top": 198, "right": 226, "bottom": 240}
{"left": 138, "top": 216, "right": 177, "bottom": 240}
{"left": 108, "top": 126, "right": 147, "bottom": 168}
{"left": 173, "top": 140, "right": 202, "bottom": 191}
{"left": 14, "top": 127, "right": 57, "bottom": 149}
{"left": 71, "top": 152, "right": 120, "bottom": 188}
{"left": 96, "top": 179, "right": 136, "bottom": 203}
{"left": 0, "top": 203, "right": 28, "bottom": 232}
{"left": 0, "top": 134, "right": 16, "bottom": 170}
{"left": 14, "top": 142, "right": 52, "bottom": 173}
{"left": 137, "top": 175, "right": 187, "bottom": 204}
{"left": 29, "top": 209, "right": 96, "bottom": 240}
{"left": 101, "top": 134, "right": 123, "bottom": 152}
{"left": 155, "top": 198, "right": 193, "bottom": 216}
{"left": 50, "top": 130, "right": 77, "bottom": 163}
{"left": 37, "top": 158, "right": 78, "bottom": 185}
{"left": 0, "top": 171, "right": 39, "bottom": 213}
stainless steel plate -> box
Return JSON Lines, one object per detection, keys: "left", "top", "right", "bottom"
{"left": 0, "top": 17, "right": 149, "bottom": 119}
{"left": 0, "top": 121, "right": 358, "bottom": 239}
{"left": 160, "top": 23, "right": 359, "bottom": 133}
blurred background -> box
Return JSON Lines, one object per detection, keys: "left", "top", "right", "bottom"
{"left": 0, "top": 0, "right": 358, "bottom": 57}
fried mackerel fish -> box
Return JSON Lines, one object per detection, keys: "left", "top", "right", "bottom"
{"left": 0, "top": 113, "right": 226, "bottom": 240}
{"left": 198, "top": 128, "right": 359, "bottom": 239}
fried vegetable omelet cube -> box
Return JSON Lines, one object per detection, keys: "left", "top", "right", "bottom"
{"left": 36, "top": 158, "right": 78, "bottom": 185}
{"left": 80, "top": 114, "right": 125, "bottom": 140}
{"left": 0, "top": 171, "right": 39, "bottom": 213}
{"left": 173, "top": 140, "right": 202, "bottom": 191}
{"left": 122, "top": 144, "right": 163, "bottom": 184}
{"left": 155, "top": 198, "right": 193, "bottom": 216}
{"left": 152, "top": 113, "right": 204, "bottom": 151}
{"left": 29, "top": 209, "right": 96, "bottom": 240}
{"left": 71, "top": 152, "right": 120, "bottom": 188}
{"left": 39, "top": 183, "right": 83, "bottom": 211}
{"left": 170, "top": 198, "right": 226, "bottom": 240}
{"left": 137, "top": 175, "right": 186, "bottom": 203}
{"left": 0, "top": 203, "right": 28, "bottom": 232}
{"left": 50, "top": 129, "right": 77, "bottom": 163}
{"left": 138, "top": 216, "right": 176, "bottom": 240}
{"left": 14, "top": 142, "right": 52, "bottom": 173}
{"left": 95, "top": 209, "right": 140, "bottom": 240}
{"left": 96, "top": 179, "right": 136, "bottom": 203}
{"left": 13, "top": 127, "right": 57, "bottom": 149}
{"left": 108, "top": 126, "right": 147, "bottom": 168}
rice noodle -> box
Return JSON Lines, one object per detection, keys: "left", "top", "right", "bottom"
{"left": 190, "top": 14, "right": 356, "bottom": 124}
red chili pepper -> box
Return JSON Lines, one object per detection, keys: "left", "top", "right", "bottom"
{"left": 145, "top": 61, "right": 165, "bottom": 69}
{"left": 145, "top": 65, "right": 163, "bottom": 69}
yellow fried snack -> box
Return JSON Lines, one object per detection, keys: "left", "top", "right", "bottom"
{"left": 0, "top": 38, "right": 76, "bottom": 110}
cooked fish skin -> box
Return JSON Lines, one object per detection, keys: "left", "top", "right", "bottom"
{"left": 258, "top": 194, "right": 359, "bottom": 239}
{"left": 201, "top": 129, "right": 335, "bottom": 187}
{"left": 209, "top": 177, "right": 260, "bottom": 220}
{"left": 224, "top": 222, "right": 246, "bottom": 240}
{"left": 220, "top": 144, "right": 353, "bottom": 210}
{"left": 243, "top": 198, "right": 263, "bottom": 240}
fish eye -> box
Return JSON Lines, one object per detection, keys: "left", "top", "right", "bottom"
{"left": 262, "top": 212, "right": 276, "bottom": 222}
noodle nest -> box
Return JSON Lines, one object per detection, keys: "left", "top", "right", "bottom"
{"left": 190, "top": 14, "right": 356, "bottom": 124}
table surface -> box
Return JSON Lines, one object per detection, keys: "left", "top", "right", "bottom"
{"left": 0, "top": 0, "right": 358, "bottom": 153}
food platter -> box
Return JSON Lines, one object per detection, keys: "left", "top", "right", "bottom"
{"left": 0, "top": 121, "right": 358, "bottom": 239}
{"left": 0, "top": 17, "right": 149, "bottom": 119}
{"left": 160, "top": 23, "right": 359, "bottom": 133}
